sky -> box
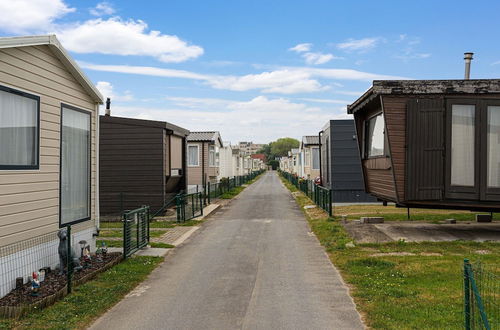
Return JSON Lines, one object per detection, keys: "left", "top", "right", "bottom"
{"left": 0, "top": 0, "right": 499, "bottom": 144}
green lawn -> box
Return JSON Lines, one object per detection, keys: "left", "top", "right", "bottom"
{"left": 0, "top": 256, "right": 163, "bottom": 330}
{"left": 280, "top": 175, "right": 500, "bottom": 329}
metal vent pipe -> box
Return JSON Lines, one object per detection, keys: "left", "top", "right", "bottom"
{"left": 105, "top": 97, "right": 111, "bottom": 116}
{"left": 464, "top": 52, "right": 473, "bottom": 79}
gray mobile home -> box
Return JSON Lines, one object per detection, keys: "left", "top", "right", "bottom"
{"left": 320, "top": 120, "right": 376, "bottom": 203}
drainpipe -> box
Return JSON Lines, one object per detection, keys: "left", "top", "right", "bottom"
{"left": 95, "top": 102, "right": 100, "bottom": 235}
{"left": 318, "top": 130, "right": 323, "bottom": 186}
{"left": 464, "top": 52, "right": 473, "bottom": 80}
{"left": 201, "top": 142, "right": 205, "bottom": 188}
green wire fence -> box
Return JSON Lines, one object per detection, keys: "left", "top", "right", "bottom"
{"left": 464, "top": 259, "right": 499, "bottom": 330}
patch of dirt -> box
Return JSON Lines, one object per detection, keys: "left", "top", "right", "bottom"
{"left": 343, "top": 222, "right": 393, "bottom": 244}
{"left": 370, "top": 252, "right": 416, "bottom": 257}
{"left": 0, "top": 252, "right": 121, "bottom": 307}
{"left": 420, "top": 252, "right": 443, "bottom": 256}
{"left": 474, "top": 250, "right": 491, "bottom": 255}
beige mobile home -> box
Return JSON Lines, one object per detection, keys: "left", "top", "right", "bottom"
{"left": 186, "top": 131, "right": 223, "bottom": 190}
{"left": 0, "top": 35, "right": 103, "bottom": 298}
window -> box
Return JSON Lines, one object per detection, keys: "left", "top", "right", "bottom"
{"left": 60, "top": 105, "right": 90, "bottom": 226}
{"left": 187, "top": 145, "right": 199, "bottom": 166}
{"left": 312, "top": 147, "right": 320, "bottom": 170}
{"left": 365, "top": 113, "right": 385, "bottom": 158}
{"left": 0, "top": 86, "right": 39, "bottom": 169}
{"left": 305, "top": 149, "right": 310, "bottom": 166}
{"left": 488, "top": 106, "right": 500, "bottom": 188}
{"left": 450, "top": 105, "right": 475, "bottom": 187}
{"left": 209, "top": 145, "right": 219, "bottom": 167}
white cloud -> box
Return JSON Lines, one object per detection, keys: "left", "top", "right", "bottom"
{"left": 298, "top": 98, "right": 352, "bottom": 104}
{"left": 96, "top": 81, "right": 133, "bottom": 102}
{"left": 90, "top": 2, "right": 115, "bottom": 16}
{"left": 0, "top": 0, "right": 74, "bottom": 33}
{"left": 337, "top": 37, "right": 381, "bottom": 52}
{"left": 56, "top": 18, "right": 203, "bottom": 63}
{"left": 492, "top": 60, "right": 500, "bottom": 66}
{"left": 114, "top": 95, "right": 350, "bottom": 143}
{"left": 394, "top": 53, "right": 431, "bottom": 60}
{"left": 289, "top": 43, "right": 312, "bottom": 53}
{"left": 82, "top": 62, "right": 408, "bottom": 94}
{"left": 302, "top": 52, "right": 335, "bottom": 65}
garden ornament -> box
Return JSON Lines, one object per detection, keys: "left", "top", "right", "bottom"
{"left": 57, "top": 228, "right": 83, "bottom": 275}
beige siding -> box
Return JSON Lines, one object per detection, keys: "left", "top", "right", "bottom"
{"left": 0, "top": 45, "right": 98, "bottom": 247}
{"left": 187, "top": 142, "right": 220, "bottom": 185}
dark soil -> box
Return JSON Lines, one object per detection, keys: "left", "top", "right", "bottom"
{"left": 0, "top": 252, "right": 122, "bottom": 307}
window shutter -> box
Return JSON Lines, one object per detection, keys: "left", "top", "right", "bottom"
{"left": 406, "top": 98, "right": 445, "bottom": 200}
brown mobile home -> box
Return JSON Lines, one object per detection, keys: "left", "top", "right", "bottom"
{"left": 99, "top": 115, "right": 189, "bottom": 215}
{"left": 0, "top": 35, "right": 103, "bottom": 297}
{"left": 186, "top": 131, "right": 223, "bottom": 189}
{"left": 348, "top": 79, "right": 500, "bottom": 211}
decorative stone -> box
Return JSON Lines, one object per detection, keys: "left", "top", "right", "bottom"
{"left": 476, "top": 214, "right": 492, "bottom": 222}
{"left": 345, "top": 242, "right": 355, "bottom": 248}
{"left": 360, "top": 217, "right": 384, "bottom": 224}
{"left": 304, "top": 205, "right": 316, "bottom": 209}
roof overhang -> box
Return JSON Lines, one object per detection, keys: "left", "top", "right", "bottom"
{"left": 0, "top": 35, "right": 104, "bottom": 104}
{"left": 347, "top": 79, "right": 500, "bottom": 114}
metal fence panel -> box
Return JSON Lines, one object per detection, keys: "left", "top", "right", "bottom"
{"left": 123, "top": 206, "right": 150, "bottom": 258}
{"left": 464, "top": 259, "right": 499, "bottom": 329}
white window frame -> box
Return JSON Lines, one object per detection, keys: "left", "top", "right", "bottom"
{"left": 0, "top": 85, "right": 40, "bottom": 170}
{"left": 187, "top": 144, "right": 199, "bottom": 167}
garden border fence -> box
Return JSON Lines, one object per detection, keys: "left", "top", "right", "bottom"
{"left": 123, "top": 206, "right": 150, "bottom": 258}
{"left": 279, "top": 170, "right": 333, "bottom": 216}
{"left": 464, "top": 258, "right": 499, "bottom": 330}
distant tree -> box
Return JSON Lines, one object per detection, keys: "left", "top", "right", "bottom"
{"left": 270, "top": 138, "right": 300, "bottom": 157}
{"left": 257, "top": 143, "right": 273, "bottom": 163}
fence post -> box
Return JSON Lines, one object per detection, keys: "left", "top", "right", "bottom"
{"left": 200, "top": 192, "right": 204, "bottom": 216}
{"left": 464, "top": 259, "right": 471, "bottom": 330}
{"left": 176, "top": 194, "right": 182, "bottom": 222}
{"left": 66, "top": 224, "right": 72, "bottom": 294}
{"left": 328, "top": 189, "right": 333, "bottom": 216}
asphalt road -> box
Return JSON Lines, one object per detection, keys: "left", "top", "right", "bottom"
{"left": 90, "top": 172, "right": 364, "bottom": 330}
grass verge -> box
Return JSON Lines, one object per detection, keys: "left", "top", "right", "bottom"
{"left": 0, "top": 256, "right": 163, "bottom": 330}
{"left": 279, "top": 174, "right": 500, "bottom": 329}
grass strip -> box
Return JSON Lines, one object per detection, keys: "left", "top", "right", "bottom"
{"left": 0, "top": 256, "right": 163, "bottom": 330}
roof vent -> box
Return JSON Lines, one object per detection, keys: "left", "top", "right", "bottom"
{"left": 464, "top": 52, "right": 473, "bottom": 80}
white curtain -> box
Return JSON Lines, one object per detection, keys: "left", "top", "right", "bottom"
{"left": 367, "top": 114, "right": 384, "bottom": 157}
{"left": 209, "top": 146, "right": 215, "bottom": 166}
{"left": 312, "top": 147, "right": 320, "bottom": 170}
{"left": 0, "top": 89, "right": 37, "bottom": 166}
{"left": 451, "top": 105, "right": 475, "bottom": 187}
{"left": 61, "top": 107, "right": 90, "bottom": 225}
{"left": 188, "top": 145, "right": 198, "bottom": 166}
{"left": 488, "top": 106, "right": 500, "bottom": 188}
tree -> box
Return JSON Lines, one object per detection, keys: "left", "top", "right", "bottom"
{"left": 270, "top": 138, "right": 300, "bottom": 157}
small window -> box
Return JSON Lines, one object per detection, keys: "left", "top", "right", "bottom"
{"left": 365, "top": 113, "right": 385, "bottom": 158}
{"left": 209, "top": 145, "right": 218, "bottom": 167}
{"left": 0, "top": 86, "right": 39, "bottom": 169}
{"left": 305, "top": 149, "right": 310, "bottom": 166}
{"left": 487, "top": 106, "right": 500, "bottom": 188}
{"left": 451, "top": 105, "right": 475, "bottom": 187}
{"left": 312, "top": 147, "right": 320, "bottom": 170}
{"left": 187, "top": 145, "right": 199, "bottom": 166}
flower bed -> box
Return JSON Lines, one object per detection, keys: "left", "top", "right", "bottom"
{"left": 0, "top": 252, "right": 122, "bottom": 318}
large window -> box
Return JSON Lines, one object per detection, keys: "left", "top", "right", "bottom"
{"left": 0, "top": 86, "right": 39, "bottom": 169}
{"left": 450, "top": 105, "right": 475, "bottom": 187}
{"left": 187, "top": 145, "right": 199, "bottom": 166}
{"left": 60, "top": 105, "right": 90, "bottom": 226}
{"left": 488, "top": 106, "right": 500, "bottom": 188}
{"left": 312, "top": 147, "right": 320, "bottom": 170}
{"left": 365, "top": 113, "right": 385, "bottom": 158}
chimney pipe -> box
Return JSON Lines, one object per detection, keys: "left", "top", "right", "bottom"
{"left": 105, "top": 98, "right": 111, "bottom": 116}
{"left": 464, "top": 52, "right": 473, "bottom": 80}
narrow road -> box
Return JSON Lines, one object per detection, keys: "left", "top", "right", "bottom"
{"left": 90, "top": 172, "right": 364, "bottom": 330}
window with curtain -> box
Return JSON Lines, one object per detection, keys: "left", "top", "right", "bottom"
{"left": 209, "top": 145, "right": 216, "bottom": 166}
{"left": 451, "top": 104, "right": 475, "bottom": 187}
{"left": 365, "top": 113, "right": 385, "bottom": 157}
{"left": 312, "top": 147, "right": 320, "bottom": 169}
{"left": 488, "top": 106, "right": 500, "bottom": 188}
{"left": 0, "top": 87, "right": 39, "bottom": 169}
{"left": 305, "top": 149, "right": 310, "bottom": 166}
{"left": 60, "top": 106, "right": 90, "bottom": 225}
{"left": 187, "top": 145, "right": 199, "bottom": 166}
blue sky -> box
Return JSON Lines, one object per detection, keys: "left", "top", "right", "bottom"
{"left": 1, "top": 0, "right": 500, "bottom": 143}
